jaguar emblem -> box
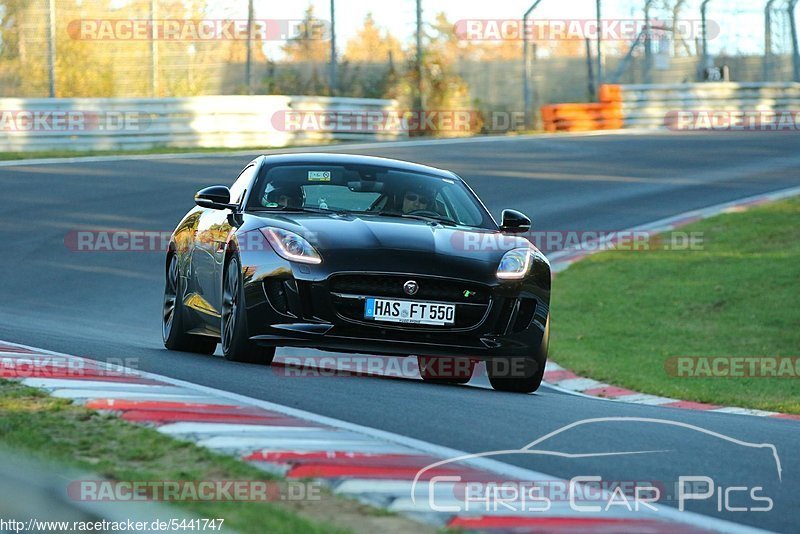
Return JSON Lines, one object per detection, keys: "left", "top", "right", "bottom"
{"left": 403, "top": 280, "right": 419, "bottom": 296}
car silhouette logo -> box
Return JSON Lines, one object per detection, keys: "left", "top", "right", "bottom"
{"left": 403, "top": 280, "right": 419, "bottom": 296}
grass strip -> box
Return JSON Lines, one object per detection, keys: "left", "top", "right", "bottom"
{"left": 550, "top": 197, "right": 800, "bottom": 414}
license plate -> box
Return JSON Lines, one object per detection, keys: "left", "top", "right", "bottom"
{"left": 364, "top": 298, "right": 455, "bottom": 326}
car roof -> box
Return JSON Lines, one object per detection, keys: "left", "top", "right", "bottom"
{"left": 261, "top": 153, "right": 459, "bottom": 180}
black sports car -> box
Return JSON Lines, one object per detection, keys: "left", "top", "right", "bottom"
{"left": 163, "top": 153, "right": 551, "bottom": 392}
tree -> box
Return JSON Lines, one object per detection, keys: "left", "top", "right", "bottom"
{"left": 0, "top": 0, "right": 23, "bottom": 60}
{"left": 281, "top": 5, "right": 329, "bottom": 63}
{"left": 343, "top": 13, "right": 403, "bottom": 63}
{"left": 420, "top": 12, "right": 473, "bottom": 112}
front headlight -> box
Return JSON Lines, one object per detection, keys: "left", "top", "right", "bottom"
{"left": 497, "top": 247, "right": 533, "bottom": 280}
{"left": 261, "top": 227, "right": 322, "bottom": 265}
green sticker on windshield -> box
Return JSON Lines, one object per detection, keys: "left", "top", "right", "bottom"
{"left": 308, "top": 171, "right": 331, "bottom": 182}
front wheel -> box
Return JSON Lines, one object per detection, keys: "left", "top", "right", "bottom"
{"left": 221, "top": 254, "right": 275, "bottom": 365}
{"left": 487, "top": 320, "right": 549, "bottom": 393}
{"left": 163, "top": 253, "right": 217, "bottom": 355}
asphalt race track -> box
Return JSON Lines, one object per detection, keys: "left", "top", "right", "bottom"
{"left": 1, "top": 131, "right": 798, "bottom": 532}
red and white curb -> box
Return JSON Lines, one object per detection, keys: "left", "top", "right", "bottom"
{"left": 542, "top": 361, "right": 800, "bottom": 420}
{"left": 0, "top": 341, "right": 763, "bottom": 533}
{"left": 544, "top": 184, "right": 800, "bottom": 420}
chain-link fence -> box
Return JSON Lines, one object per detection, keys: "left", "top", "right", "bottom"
{"left": 458, "top": 0, "right": 800, "bottom": 114}
{"left": 1, "top": 1, "right": 798, "bottom": 122}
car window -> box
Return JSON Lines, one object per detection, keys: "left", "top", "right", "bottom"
{"left": 302, "top": 184, "right": 381, "bottom": 211}
{"left": 247, "top": 163, "right": 495, "bottom": 229}
{"left": 229, "top": 164, "right": 258, "bottom": 206}
{"left": 437, "top": 185, "right": 484, "bottom": 227}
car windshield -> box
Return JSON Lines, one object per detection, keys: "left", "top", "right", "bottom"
{"left": 246, "top": 163, "right": 495, "bottom": 229}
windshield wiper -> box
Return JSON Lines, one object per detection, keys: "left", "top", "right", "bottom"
{"left": 372, "top": 211, "right": 458, "bottom": 227}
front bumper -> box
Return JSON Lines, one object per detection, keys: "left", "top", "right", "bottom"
{"left": 243, "top": 270, "right": 550, "bottom": 360}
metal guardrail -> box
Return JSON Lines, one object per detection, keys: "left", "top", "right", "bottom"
{"left": 0, "top": 95, "right": 404, "bottom": 152}
{"left": 615, "top": 82, "right": 800, "bottom": 129}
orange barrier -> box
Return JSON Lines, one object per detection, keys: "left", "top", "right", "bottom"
{"left": 599, "top": 84, "right": 622, "bottom": 103}
{"left": 542, "top": 85, "right": 623, "bottom": 132}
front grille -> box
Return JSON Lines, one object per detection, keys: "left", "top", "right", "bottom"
{"left": 329, "top": 274, "right": 491, "bottom": 330}
{"left": 329, "top": 274, "right": 490, "bottom": 304}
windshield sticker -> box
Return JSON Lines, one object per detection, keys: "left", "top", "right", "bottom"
{"left": 308, "top": 171, "right": 332, "bottom": 182}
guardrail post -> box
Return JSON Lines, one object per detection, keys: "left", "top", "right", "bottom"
{"left": 329, "top": 0, "right": 338, "bottom": 95}
{"left": 151, "top": 0, "right": 159, "bottom": 96}
{"left": 245, "top": 0, "right": 254, "bottom": 94}
{"left": 700, "top": 0, "right": 712, "bottom": 81}
{"left": 789, "top": 0, "right": 800, "bottom": 82}
{"left": 595, "top": 0, "right": 603, "bottom": 92}
{"left": 414, "top": 0, "right": 424, "bottom": 112}
{"left": 644, "top": 0, "right": 655, "bottom": 84}
{"left": 47, "top": 0, "right": 56, "bottom": 97}
{"left": 764, "top": 0, "right": 777, "bottom": 81}
{"left": 523, "top": 0, "right": 544, "bottom": 129}
{"left": 585, "top": 38, "right": 595, "bottom": 98}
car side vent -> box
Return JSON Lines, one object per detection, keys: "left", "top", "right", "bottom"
{"left": 513, "top": 299, "right": 537, "bottom": 333}
{"left": 495, "top": 299, "right": 516, "bottom": 335}
{"left": 264, "top": 280, "right": 290, "bottom": 315}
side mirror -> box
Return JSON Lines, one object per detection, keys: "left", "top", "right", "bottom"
{"left": 195, "top": 186, "right": 236, "bottom": 210}
{"left": 500, "top": 209, "right": 532, "bottom": 233}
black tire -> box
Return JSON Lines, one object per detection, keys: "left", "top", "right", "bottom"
{"left": 221, "top": 254, "right": 276, "bottom": 365}
{"left": 163, "top": 253, "right": 218, "bottom": 355}
{"left": 487, "top": 319, "right": 549, "bottom": 393}
{"left": 418, "top": 356, "right": 475, "bottom": 385}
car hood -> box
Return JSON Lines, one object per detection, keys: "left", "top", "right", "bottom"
{"left": 246, "top": 212, "right": 530, "bottom": 266}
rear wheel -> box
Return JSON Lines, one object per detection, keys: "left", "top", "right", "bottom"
{"left": 221, "top": 254, "right": 276, "bottom": 365}
{"left": 418, "top": 356, "right": 475, "bottom": 385}
{"left": 487, "top": 319, "right": 549, "bottom": 393}
{"left": 162, "top": 254, "right": 217, "bottom": 355}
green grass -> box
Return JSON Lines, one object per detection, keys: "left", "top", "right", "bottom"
{"left": 0, "top": 380, "right": 431, "bottom": 533}
{"left": 550, "top": 196, "right": 800, "bottom": 414}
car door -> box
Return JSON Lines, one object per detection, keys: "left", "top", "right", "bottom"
{"left": 191, "top": 163, "right": 260, "bottom": 329}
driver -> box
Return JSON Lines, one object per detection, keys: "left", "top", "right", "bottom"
{"left": 263, "top": 185, "right": 302, "bottom": 209}
{"left": 401, "top": 188, "right": 433, "bottom": 214}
